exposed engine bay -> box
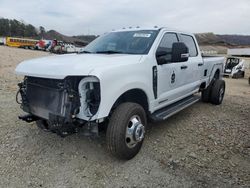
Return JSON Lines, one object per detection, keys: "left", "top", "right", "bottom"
{"left": 17, "top": 76, "right": 101, "bottom": 137}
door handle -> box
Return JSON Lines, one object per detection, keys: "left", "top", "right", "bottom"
{"left": 181, "top": 65, "right": 188, "bottom": 70}
{"left": 198, "top": 63, "right": 203, "bottom": 66}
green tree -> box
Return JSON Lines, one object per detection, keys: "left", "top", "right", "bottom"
{"left": 0, "top": 18, "right": 43, "bottom": 37}
{"left": 39, "top": 26, "right": 46, "bottom": 36}
{"left": 25, "top": 24, "right": 38, "bottom": 37}
{"left": 0, "top": 18, "right": 10, "bottom": 36}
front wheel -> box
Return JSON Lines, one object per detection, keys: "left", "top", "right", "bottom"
{"left": 106, "top": 102, "right": 147, "bottom": 160}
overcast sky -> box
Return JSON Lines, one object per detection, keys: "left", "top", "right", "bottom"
{"left": 0, "top": 0, "right": 250, "bottom": 36}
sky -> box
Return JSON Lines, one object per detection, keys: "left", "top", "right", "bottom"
{"left": 0, "top": 0, "right": 250, "bottom": 36}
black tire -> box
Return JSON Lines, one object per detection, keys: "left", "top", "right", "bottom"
{"left": 248, "top": 77, "right": 250, "bottom": 85}
{"left": 232, "top": 71, "right": 243, "bottom": 79}
{"left": 210, "top": 80, "right": 225, "bottom": 105}
{"left": 106, "top": 102, "right": 147, "bottom": 160}
{"left": 201, "top": 84, "right": 212, "bottom": 102}
{"left": 202, "top": 72, "right": 219, "bottom": 103}
{"left": 36, "top": 120, "right": 50, "bottom": 131}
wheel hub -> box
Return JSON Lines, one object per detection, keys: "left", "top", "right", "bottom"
{"left": 125, "top": 115, "right": 145, "bottom": 148}
{"left": 134, "top": 123, "right": 145, "bottom": 142}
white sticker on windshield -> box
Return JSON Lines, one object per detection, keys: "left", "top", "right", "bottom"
{"left": 133, "top": 33, "right": 151, "bottom": 38}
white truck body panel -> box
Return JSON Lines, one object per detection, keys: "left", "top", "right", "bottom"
{"left": 16, "top": 53, "right": 143, "bottom": 79}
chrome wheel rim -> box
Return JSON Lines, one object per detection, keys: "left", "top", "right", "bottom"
{"left": 125, "top": 115, "right": 145, "bottom": 148}
{"left": 219, "top": 87, "right": 225, "bottom": 102}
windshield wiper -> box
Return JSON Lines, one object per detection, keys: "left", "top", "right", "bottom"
{"left": 95, "top": 50, "right": 124, "bottom": 54}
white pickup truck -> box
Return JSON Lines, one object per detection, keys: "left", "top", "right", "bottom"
{"left": 16, "top": 27, "right": 225, "bottom": 159}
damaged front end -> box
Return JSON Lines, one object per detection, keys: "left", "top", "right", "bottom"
{"left": 17, "top": 76, "right": 101, "bottom": 137}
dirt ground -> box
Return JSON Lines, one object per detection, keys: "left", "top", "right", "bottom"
{"left": 0, "top": 46, "right": 249, "bottom": 187}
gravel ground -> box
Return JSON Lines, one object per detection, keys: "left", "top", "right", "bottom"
{"left": 0, "top": 46, "right": 249, "bottom": 187}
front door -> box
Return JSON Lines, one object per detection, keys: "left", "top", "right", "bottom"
{"left": 155, "top": 32, "right": 190, "bottom": 110}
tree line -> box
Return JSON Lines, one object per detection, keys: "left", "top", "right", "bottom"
{"left": 0, "top": 18, "right": 45, "bottom": 38}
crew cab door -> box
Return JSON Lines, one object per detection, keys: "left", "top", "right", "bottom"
{"left": 179, "top": 34, "right": 203, "bottom": 91}
{"left": 155, "top": 32, "right": 190, "bottom": 109}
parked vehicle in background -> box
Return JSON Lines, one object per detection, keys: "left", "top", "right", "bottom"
{"left": 34, "top": 39, "right": 80, "bottom": 54}
{"left": 0, "top": 37, "right": 6, "bottom": 45}
{"left": 6, "top": 37, "right": 38, "bottom": 49}
{"left": 16, "top": 27, "right": 225, "bottom": 160}
{"left": 62, "top": 43, "right": 78, "bottom": 53}
{"left": 50, "top": 40, "right": 64, "bottom": 54}
{"left": 50, "top": 41, "right": 79, "bottom": 54}
{"left": 35, "top": 39, "right": 52, "bottom": 51}
{"left": 223, "top": 57, "right": 245, "bottom": 78}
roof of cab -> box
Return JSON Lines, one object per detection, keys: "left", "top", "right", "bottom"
{"left": 110, "top": 27, "right": 191, "bottom": 35}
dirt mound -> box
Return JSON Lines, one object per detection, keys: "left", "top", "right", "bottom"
{"left": 195, "top": 33, "right": 230, "bottom": 46}
{"left": 41, "top": 30, "right": 88, "bottom": 46}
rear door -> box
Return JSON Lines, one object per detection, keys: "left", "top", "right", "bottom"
{"left": 179, "top": 34, "right": 203, "bottom": 91}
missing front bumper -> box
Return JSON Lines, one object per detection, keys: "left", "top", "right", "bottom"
{"left": 18, "top": 76, "right": 82, "bottom": 124}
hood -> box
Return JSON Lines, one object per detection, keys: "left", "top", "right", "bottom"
{"left": 15, "top": 53, "right": 142, "bottom": 79}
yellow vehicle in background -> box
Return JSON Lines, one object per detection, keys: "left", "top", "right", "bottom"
{"left": 6, "top": 37, "right": 38, "bottom": 49}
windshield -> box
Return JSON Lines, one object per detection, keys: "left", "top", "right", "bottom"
{"left": 225, "top": 58, "right": 239, "bottom": 69}
{"left": 83, "top": 30, "right": 159, "bottom": 54}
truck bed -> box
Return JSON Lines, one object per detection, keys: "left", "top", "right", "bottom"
{"left": 202, "top": 56, "right": 225, "bottom": 64}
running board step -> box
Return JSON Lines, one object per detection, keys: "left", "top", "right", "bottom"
{"left": 150, "top": 95, "right": 200, "bottom": 122}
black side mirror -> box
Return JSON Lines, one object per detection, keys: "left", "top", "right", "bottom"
{"left": 156, "top": 50, "right": 168, "bottom": 58}
{"left": 156, "top": 48, "right": 171, "bottom": 65}
{"left": 171, "top": 42, "right": 189, "bottom": 62}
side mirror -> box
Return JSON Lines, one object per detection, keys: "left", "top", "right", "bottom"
{"left": 156, "top": 48, "right": 171, "bottom": 65}
{"left": 156, "top": 50, "right": 168, "bottom": 58}
{"left": 171, "top": 42, "right": 189, "bottom": 62}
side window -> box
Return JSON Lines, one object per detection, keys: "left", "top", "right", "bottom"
{"left": 156, "top": 33, "right": 178, "bottom": 63}
{"left": 181, "top": 34, "right": 198, "bottom": 57}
